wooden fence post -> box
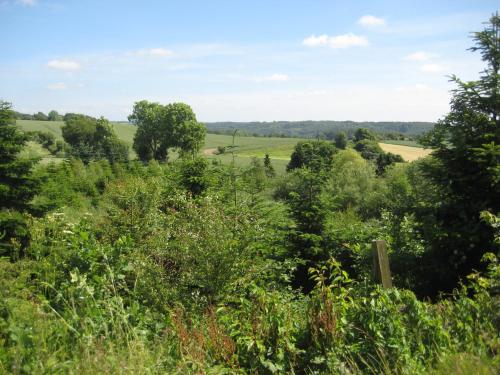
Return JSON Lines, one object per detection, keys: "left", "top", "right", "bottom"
{"left": 372, "top": 240, "right": 392, "bottom": 288}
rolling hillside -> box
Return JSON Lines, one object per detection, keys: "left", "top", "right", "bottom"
{"left": 205, "top": 120, "right": 434, "bottom": 138}
{"left": 16, "top": 120, "right": 431, "bottom": 171}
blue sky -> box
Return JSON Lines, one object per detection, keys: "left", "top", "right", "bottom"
{"left": 1, "top": 0, "right": 497, "bottom": 121}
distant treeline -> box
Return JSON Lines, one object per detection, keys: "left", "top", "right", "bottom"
{"left": 14, "top": 110, "right": 61, "bottom": 121}
{"left": 205, "top": 121, "right": 434, "bottom": 139}
{"left": 15, "top": 108, "right": 434, "bottom": 141}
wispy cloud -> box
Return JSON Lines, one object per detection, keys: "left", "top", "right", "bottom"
{"left": 404, "top": 51, "right": 434, "bottom": 61}
{"left": 176, "top": 85, "right": 450, "bottom": 122}
{"left": 358, "top": 15, "right": 386, "bottom": 27}
{"left": 256, "top": 73, "right": 290, "bottom": 82}
{"left": 16, "top": 0, "right": 36, "bottom": 6}
{"left": 47, "top": 59, "right": 81, "bottom": 71}
{"left": 126, "top": 48, "right": 174, "bottom": 57}
{"left": 420, "top": 63, "right": 445, "bottom": 73}
{"left": 415, "top": 83, "right": 430, "bottom": 90}
{"left": 47, "top": 82, "right": 67, "bottom": 90}
{"left": 303, "top": 33, "right": 368, "bottom": 49}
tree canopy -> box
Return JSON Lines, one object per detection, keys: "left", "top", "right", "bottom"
{"left": 61, "top": 115, "right": 129, "bottom": 164}
{"left": 128, "top": 100, "right": 206, "bottom": 161}
{"left": 419, "top": 14, "right": 500, "bottom": 293}
{"left": 286, "top": 140, "right": 337, "bottom": 172}
{"left": 0, "top": 101, "right": 39, "bottom": 257}
{"left": 0, "top": 101, "right": 39, "bottom": 211}
{"left": 33, "top": 111, "right": 48, "bottom": 121}
{"left": 48, "top": 110, "right": 60, "bottom": 121}
{"left": 334, "top": 131, "right": 348, "bottom": 149}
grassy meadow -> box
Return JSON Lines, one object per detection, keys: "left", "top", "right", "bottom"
{"left": 16, "top": 119, "right": 430, "bottom": 172}
{"left": 16, "top": 120, "right": 304, "bottom": 173}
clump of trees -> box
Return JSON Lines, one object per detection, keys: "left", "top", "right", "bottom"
{"left": 26, "top": 130, "right": 65, "bottom": 156}
{"left": 0, "top": 16, "right": 498, "bottom": 374}
{"left": 352, "top": 127, "right": 404, "bottom": 174}
{"left": 287, "top": 140, "right": 337, "bottom": 172}
{"left": 334, "top": 131, "right": 347, "bottom": 149}
{"left": 14, "top": 110, "right": 62, "bottom": 121}
{"left": 129, "top": 100, "right": 206, "bottom": 161}
{"left": 61, "top": 115, "right": 129, "bottom": 164}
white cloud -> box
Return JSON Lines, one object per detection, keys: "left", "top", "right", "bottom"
{"left": 16, "top": 0, "right": 36, "bottom": 6}
{"left": 415, "top": 83, "right": 430, "bottom": 90}
{"left": 177, "top": 85, "right": 449, "bottom": 122}
{"left": 395, "top": 84, "right": 430, "bottom": 92}
{"left": 405, "top": 51, "right": 434, "bottom": 61}
{"left": 47, "top": 59, "right": 81, "bottom": 71}
{"left": 127, "top": 48, "right": 174, "bottom": 57}
{"left": 358, "top": 15, "right": 386, "bottom": 27}
{"left": 303, "top": 34, "right": 329, "bottom": 47}
{"left": 329, "top": 34, "right": 368, "bottom": 49}
{"left": 47, "top": 82, "right": 67, "bottom": 90}
{"left": 420, "top": 63, "right": 445, "bottom": 73}
{"left": 303, "top": 33, "right": 368, "bottom": 49}
{"left": 254, "top": 73, "right": 290, "bottom": 83}
{"left": 265, "top": 73, "right": 290, "bottom": 82}
{"left": 149, "top": 48, "right": 173, "bottom": 57}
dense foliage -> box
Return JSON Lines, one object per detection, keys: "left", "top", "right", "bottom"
{"left": 0, "top": 155, "right": 498, "bottom": 373}
{"left": 129, "top": 101, "right": 206, "bottom": 162}
{"left": 416, "top": 14, "right": 500, "bottom": 295}
{"left": 205, "top": 120, "right": 434, "bottom": 138}
{"left": 287, "top": 140, "right": 337, "bottom": 172}
{"left": 0, "top": 17, "right": 499, "bottom": 375}
{"left": 0, "top": 101, "right": 39, "bottom": 258}
{"left": 61, "top": 115, "right": 129, "bottom": 164}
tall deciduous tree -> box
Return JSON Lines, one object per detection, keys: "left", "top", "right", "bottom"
{"left": 419, "top": 14, "right": 500, "bottom": 294}
{"left": 48, "top": 110, "right": 59, "bottom": 121}
{"left": 129, "top": 101, "right": 206, "bottom": 161}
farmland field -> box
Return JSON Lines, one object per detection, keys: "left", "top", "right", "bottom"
{"left": 17, "top": 120, "right": 431, "bottom": 168}
{"left": 379, "top": 139, "right": 424, "bottom": 148}
{"left": 16, "top": 120, "right": 136, "bottom": 145}
{"left": 16, "top": 120, "right": 303, "bottom": 173}
{"left": 379, "top": 142, "right": 432, "bottom": 161}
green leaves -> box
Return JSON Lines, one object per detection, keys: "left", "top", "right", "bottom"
{"left": 129, "top": 100, "right": 206, "bottom": 161}
{"left": 61, "top": 115, "right": 129, "bottom": 164}
{"left": 0, "top": 101, "right": 40, "bottom": 258}
{"left": 415, "top": 15, "right": 500, "bottom": 296}
{"left": 287, "top": 140, "right": 337, "bottom": 172}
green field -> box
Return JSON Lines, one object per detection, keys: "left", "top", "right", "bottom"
{"left": 17, "top": 120, "right": 433, "bottom": 173}
{"left": 16, "top": 120, "right": 136, "bottom": 146}
{"left": 16, "top": 120, "right": 301, "bottom": 173}
{"left": 16, "top": 119, "right": 64, "bottom": 138}
{"left": 203, "top": 133, "right": 305, "bottom": 173}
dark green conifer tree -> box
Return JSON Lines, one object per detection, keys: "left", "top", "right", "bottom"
{"left": 419, "top": 14, "right": 500, "bottom": 294}
{"left": 263, "top": 153, "right": 276, "bottom": 177}
{"left": 0, "top": 101, "right": 39, "bottom": 257}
